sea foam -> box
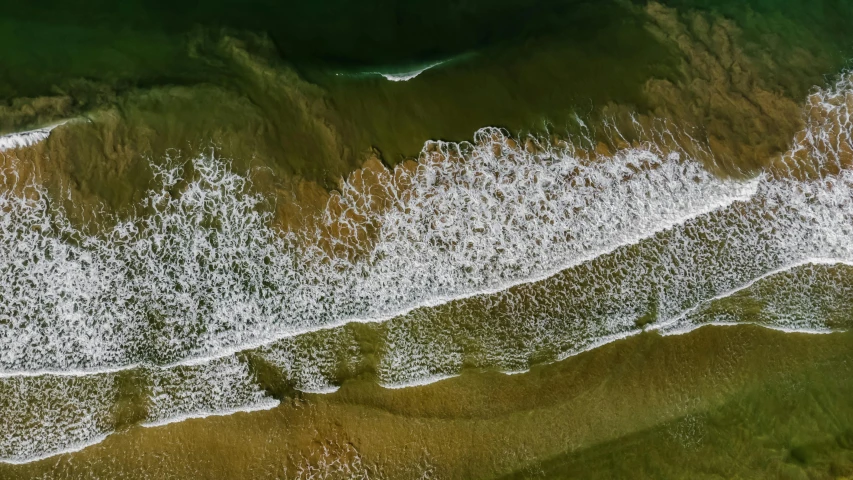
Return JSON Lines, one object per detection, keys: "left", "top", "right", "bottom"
{"left": 0, "top": 124, "right": 755, "bottom": 374}
{"left": 0, "top": 123, "right": 64, "bottom": 151}
{"left": 2, "top": 74, "right": 853, "bottom": 464}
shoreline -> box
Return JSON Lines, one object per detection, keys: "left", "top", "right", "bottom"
{"left": 0, "top": 171, "right": 759, "bottom": 379}
{"left": 3, "top": 322, "right": 850, "bottom": 472}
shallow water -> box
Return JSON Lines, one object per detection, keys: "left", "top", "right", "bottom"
{"left": 1, "top": 0, "right": 853, "bottom": 477}
{"left": 2, "top": 326, "right": 852, "bottom": 478}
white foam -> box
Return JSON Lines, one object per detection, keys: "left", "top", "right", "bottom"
{"left": 2, "top": 72, "right": 853, "bottom": 464}
{"left": 144, "top": 357, "right": 278, "bottom": 428}
{"left": 377, "top": 61, "right": 445, "bottom": 81}
{"left": 141, "top": 399, "right": 280, "bottom": 428}
{"left": 380, "top": 373, "right": 460, "bottom": 389}
{"left": 0, "top": 434, "right": 111, "bottom": 466}
{"left": 0, "top": 373, "right": 117, "bottom": 464}
{"left": 0, "top": 122, "right": 67, "bottom": 151}
{"left": 0, "top": 123, "right": 757, "bottom": 375}
{"left": 650, "top": 257, "right": 853, "bottom": 332}
{"left": 366, "top": 73, "right": 853, "bottom": 385}
{"left": 256, "top": 329, "right": 355, "bottom": 394}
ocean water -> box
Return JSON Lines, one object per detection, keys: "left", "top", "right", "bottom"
{"left": 1, "top": 0, "right": 853, "bottom": 478}
{"left": 0, "top": 69, "right": 851, "bottom": 467}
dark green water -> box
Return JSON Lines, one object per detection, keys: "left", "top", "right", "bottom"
{"left": 4, "top": 0, "right": 681, "bottom": 183}
{"left": 2, "top": 0, "right": 851, "bottom": 190}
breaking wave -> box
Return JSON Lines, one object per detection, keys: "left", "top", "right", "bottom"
{"left": 0, "top": 124, "right": 62, "bottom": 152}
{"left": 0, "top": 122, "right": 756, "bottom": 374}
{"left": 1, "top": 73, "right": 853, "bottom": 463}
{"left": 375, "top": 60, "right": 446, "bottom": 81}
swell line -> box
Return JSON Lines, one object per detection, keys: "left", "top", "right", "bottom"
{"left": 141, "top": 398, "right": 281, "bottom": 429}
{"left": 0, "top": 434, "right": 111, "bottom": 466}
{"left": 0, "top": 179, "right": 759, "bottom": 379}
{"left": 649, "top": 257, "right": 853, "bottom": 333}
{"left": 0, "top": 121, "right": 68, "bottom": 152}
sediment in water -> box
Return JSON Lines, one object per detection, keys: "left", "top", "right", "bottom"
{"left": 1, "top": 0, "right": 853, "bottom": 472}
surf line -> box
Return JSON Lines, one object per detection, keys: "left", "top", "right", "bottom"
{"left": 0, "top": 401, "right": 285, "bottom": 465}
{"left": 489, "top": 257, "right": 853, "bottom": 378}
{"left": 0, "top": 433, "right": 111, "bottom": 466}
{"left": 3, "top": 259, "right": 849, "bottom": 466}
{"left": 0, "top": 178, "right": 759, "bottom": 380}
{"left": 648, "top": 257, "right": 853, "bottom": 334}
{"left": 141, "top": 398, "right": 281, "bottom": 429}
{"left": 0, "top": 121, "right": 70, "bottom": 152}
{"left": 661, "top": 321, "right": 837, "bottom": 338}
{"left": 378, "top": 255, "right": 853, "bottom": 385}
{"left": 338, "top": 52, "right": 475, "bottom": 82}
{"left": 373, "top": 60, "right": 447, "bottom": 81}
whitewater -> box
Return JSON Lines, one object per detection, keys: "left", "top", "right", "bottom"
{"left": 1, "top": 74, "right": 852, "bottom": 463}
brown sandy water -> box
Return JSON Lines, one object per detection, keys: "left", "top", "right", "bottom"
{"left": 1, "top": 1, "right": 846, "bottom": 220}
{"left": 1, "top": 0, "right": 853, "bottom": 477}
{"left": 1, "top": 326, "right": 851, "bottom": 479}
